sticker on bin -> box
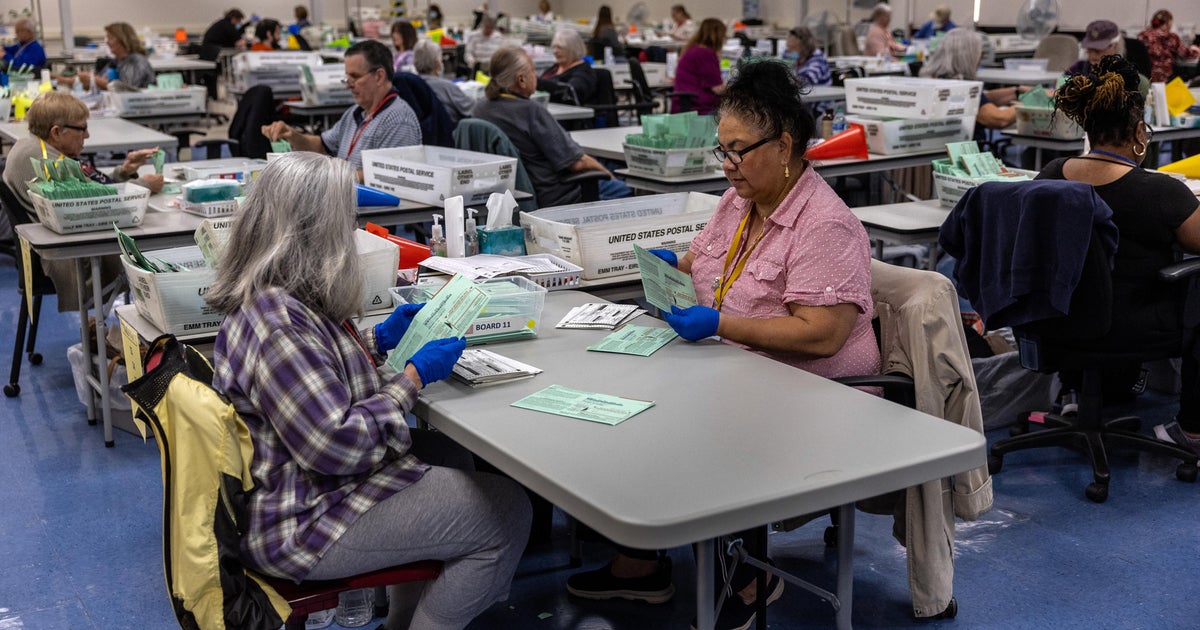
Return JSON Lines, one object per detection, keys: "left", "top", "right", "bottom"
{"left": 362, "top": 146, "right": 517, "bottom": 205}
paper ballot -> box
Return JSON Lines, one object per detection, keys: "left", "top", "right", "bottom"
{"left": 633, "top": 244, "right": 698, "bottom": 312}
{"left": 511, "top": 385, "right": 655, "bottom": 425}
{"left": 385, "top": 274, "right": 490, "bottom": 372}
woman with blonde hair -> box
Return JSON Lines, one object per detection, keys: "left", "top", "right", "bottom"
{"left": 672, "top": 17, "right": 726, "bottom": 114}
{"left": 74, "top": 22, "right": 156, "bottom": 90}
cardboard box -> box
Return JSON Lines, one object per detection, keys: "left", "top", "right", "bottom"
{"left": 521, "top": 192, "right": 719, "bottom": 280}
{"left": 105, "top": 86, "right": 207, "bottom": 116}
{"left": 1014, "top": 105, "right": 1084, "bottom": 139}
{"left": 845, "top": 77, "right": 982, "bottom": 120}
{"left": 623, "top": 144, "right": 719, "bottom": 176}
{"left": 362, "top": 146, "right": 518, "bottom": 206}
{"left": 845, "top": 115, "right": 971, "bottom": 155}
{"left": 29, "top": 182, "right": 150, "bottom": 234}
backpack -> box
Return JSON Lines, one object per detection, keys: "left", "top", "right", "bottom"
{"left": 123, "top": 335, "right": 290, "bottom": 629}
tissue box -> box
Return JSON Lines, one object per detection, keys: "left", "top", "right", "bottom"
{"left": 478, "top": 226, "right": 526, "bottom": 256}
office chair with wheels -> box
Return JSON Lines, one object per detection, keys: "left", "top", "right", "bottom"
{"left": 124, "top": 334, "right": 442, "bottom": 630}
{"left": 1, "top": 180, "right": 56, "bottom": 398}
{"left": 940, "top": 180, "right": 1200, "bottom": 503}
{"left": 453, "top": 118, "right": 538, "bottom": 214}
{"left": 627, "top": 59, "right": 691, "bottom": 119}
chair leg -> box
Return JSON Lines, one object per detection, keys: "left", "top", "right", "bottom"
{"left": 26, "top": 294, "right": 43, "bottom": 364}
{"left": 6, "top": 294, "right": 29, "bottom": 397}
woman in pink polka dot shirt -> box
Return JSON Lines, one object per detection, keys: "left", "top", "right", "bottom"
{"left": 566, "top": 60, "right": 880, "bottom": 621}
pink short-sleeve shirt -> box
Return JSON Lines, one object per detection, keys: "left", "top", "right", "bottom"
{"left": 688, "top": 165, "right": 879, "bottom": 378}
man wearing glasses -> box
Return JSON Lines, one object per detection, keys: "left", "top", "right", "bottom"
{"left": 262, "top": 40, "right": 420, "bottom": 181}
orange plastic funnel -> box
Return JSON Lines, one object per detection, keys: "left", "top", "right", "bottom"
{"left": 806, "top": 123, "right": 869, "bottom": 161}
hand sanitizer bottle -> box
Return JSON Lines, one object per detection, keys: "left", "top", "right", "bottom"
{"left": 464, "top": 209, "right": 480, "bottom": 256}
{"left": 429, "top": 215, "right": 447, "bottom": 257}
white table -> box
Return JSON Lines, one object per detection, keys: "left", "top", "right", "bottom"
{"left": 975, "top": 68, "right": 1062, "bottom": 86}
{"left": 545, "top": 102, "right": 594, "bottom": 121}
{"left": 413, "top": 290, "right": 986, "bottom": 629}
{"left": 0, "top": 117, "right": 178, "bottom": 155}
{"left": 570, "top": 125, "right": 639, "bottom": 161}
{"left": 802, "top": 85, "right": 847, "bottom": 103}
{"left": 1002, "top": 124, "right": 1200, "bottom": 169}
{"left": 851, "top": 199, "right": 950, "bottom": 268}
{"left": 148, "top": 56, "right": 218, "bottom": 73}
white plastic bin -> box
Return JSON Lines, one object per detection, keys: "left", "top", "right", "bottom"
{"left": 845, "top": 115, "right": 971, "bottom": 155}
{"left": 181, "top": 158, "right": 269, "bottom": 182}
{"left": 361, "top": 146, "right": 518, "bottom": 205}
{"left": 932, "top": 168, "right": 1038, "bottom": 208}
{"left": 122, "top": 246, "right": 221, "bottom": 335}
{"left": 300, "top": 64, "right": 354, "bottom": 105}
{"left": 521, "top": 192, "right": 719, "bottom": 280}
{"left": 105, "top": 86, "right": 206, "bottom": 116}
{"left": 1014, "top": 105, "right": 1085, "bottom": 140}
{"left": 390, "top": 276, "right": 547, "bottom": 343}
{"left": 623, "top": 144, "right": 719, "bottom": 177}
{"left": 844, "top": 76, "right": 983, "bottom": 120}
{"left": 29, "top": 182, "right": 150, "bottom": 234}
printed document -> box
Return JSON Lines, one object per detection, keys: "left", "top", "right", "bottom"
{"left": 385, "top": 274, "right": 490, "bottom": 372}
{"left": 452, "top": 349, "right": 542, "bottom": 386}
{"left": 633, "top": 244, "right": 698, "bottom": 312}
{"left": 587, "top": 325, "right": 678, "bottom": 356}
{"left": 556, "top": 303, "right": 645, "bottom": 329}
{"left": 511, "top": 385, "right": 655, "bottom": 425}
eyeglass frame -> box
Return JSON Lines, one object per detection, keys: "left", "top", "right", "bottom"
{"left": 713, "top": 136, "right": 778, "bottom": 165}
{"left": 342, "top": 65, "right": 386, "bottom": 86}
{"left": 59, "top": 123, "right": 89, "bottom": 133}
{"left": 1140, "top": 120, "right": 1154, "bottom": 143}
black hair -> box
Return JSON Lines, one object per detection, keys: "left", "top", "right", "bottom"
{"left": 225, "top": 9, "right": 245, "bottom": 21}
{"left": 255, "top": 19, "right": 280, "bottom": 44}
{"left": 345, "top": 39, "right": 395, "bottom": 75}
{"left": 717, "top": 58, "right": 815, "bottom": 159}
{"left": 1055, "top": 55, "right": 1144, "bottom": 148}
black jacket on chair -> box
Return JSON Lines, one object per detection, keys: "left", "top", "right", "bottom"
{"left": 228, "top": 85, "right": 277, "bottom": 159}
{"left": 391, "top": 72, "right": 456, "bottom": 147}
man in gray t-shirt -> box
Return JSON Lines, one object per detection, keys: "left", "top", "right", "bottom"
{"left": 262, "top": 40, "right": 420, "bottom": 178}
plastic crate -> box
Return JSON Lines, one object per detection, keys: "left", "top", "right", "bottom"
{"left": 361, "top": 146, "right": 518, "bottom": 205}
{"left": 622, "top": 144, "right": 719, "bottom": 177}
{"left": 299, "top": 64, "right": 354, "bottom": 105}
{"left": 845, "top": 76, "right": 983, "bottom": 120}
{"left": 932, "top": 167, "right": 1038, "bottom": 208}
{"left": 180, "top": 198, "right": 238, "bottom": 218}
{"left": 181, "top": 158, "right": 268, "bottom": 182}
{"left": 390, "top": 275, "right": 547, "bottom": 344}
{"left": 845, "top": 115, "right": 970, "bottom": 155}
{"left": 106, "top": 86, "right": 206, "bottom": 116}
{"left": 122, "top": 246, "right": 221, "bottom": 335}
{"left": 29, "top": 182, "right": 150, "bottom": 234}
{"left": 1014, "top": 105, "right": 1084, "bottom": 140}
{"left": 511, "top": 253, "right": 582, "bottom": 290}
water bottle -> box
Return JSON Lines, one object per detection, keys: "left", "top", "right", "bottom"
{"left": 334, "top": 588, "right": 374, "bottom": 627}
{"left": 831, "top": 108, "right": 847, "bottom": 135}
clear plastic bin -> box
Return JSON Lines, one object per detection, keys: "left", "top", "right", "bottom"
{"left": 390, "top": 276, "right": 547, "bottom": 344}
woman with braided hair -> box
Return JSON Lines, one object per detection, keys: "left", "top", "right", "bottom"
{"left": 1036, "top": 54, "right": 1200, "bottom": 453}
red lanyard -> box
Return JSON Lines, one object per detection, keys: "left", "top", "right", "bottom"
{"left": 342, "top": 321, "right": 374, "bottom": 362}
{"left": 345, "top": 93, "right": 398, "bottom": 159}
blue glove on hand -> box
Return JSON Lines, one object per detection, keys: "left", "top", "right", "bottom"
{"left": 647, "top": 248, "right": 678, "bottom": 267}
{"left": 662, "top": 304, "right": 719, "bottom": 341}
{"left": 407, "top": 337, "right": 467, "bottom": 386}
{"left": 375, "top": 303, "right": 424, "bottom": 352}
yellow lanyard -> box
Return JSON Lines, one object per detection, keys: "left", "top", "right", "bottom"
{"left": 37, "top": 138, "right": 57, "bottom": 179}
{"left": 713, "top": 206, "right": 771, "bottom": 311}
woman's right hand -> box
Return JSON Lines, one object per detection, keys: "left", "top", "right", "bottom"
{"left": 647, "top": 248, "right": 678, "bottom": 267}
{"left": 261, "top": 121, "right": 293, "bottom": 142}
{"left": 406, "top": 337, "right": 467, "bottom": 387}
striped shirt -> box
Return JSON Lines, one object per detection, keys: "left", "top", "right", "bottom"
{"left": 320, "top": 90, "right": 421, "bottom": 170}
{"left": 213, "top": 287, "right": 428, "bottom": 581}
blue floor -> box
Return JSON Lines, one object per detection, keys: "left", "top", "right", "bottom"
{"left": 2, "top": 256, "right": 1198, "bottom": 629}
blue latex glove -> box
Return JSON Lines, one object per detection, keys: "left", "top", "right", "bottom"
{"left": 647, "top": 248, "right": 678, "bottom": 267}
{"left": 407, "top": 337, "right": 467, "bottom": 386}
{"left": 375, "top": 303, "right": 424, "bottom": 353}
{"left": 662, "top": 305, "right": 720, "bottom": 341}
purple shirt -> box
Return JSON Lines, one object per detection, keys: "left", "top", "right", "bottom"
{"left": 213, "top": 287, "right": 428, "bottom": 581}
{"left": 688, "top": 165, "right": 879, "bottom": 378}
{"left": 673, "top": 45, "right": 723, "bottom": 115}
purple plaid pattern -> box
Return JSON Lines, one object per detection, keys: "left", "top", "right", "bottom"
{"left": 213, "top": 287, "right": 428, "bottom": 581}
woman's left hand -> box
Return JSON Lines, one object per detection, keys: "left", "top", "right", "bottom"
{"left": 663, "top": 304, "right": 719, "bottom": 341}
{"left": 376, "top": 303, "right": 424, "bottom": 352}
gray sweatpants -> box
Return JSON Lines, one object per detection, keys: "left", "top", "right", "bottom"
{"left": 306, "top": 430, "right": 531, "bottom": 630}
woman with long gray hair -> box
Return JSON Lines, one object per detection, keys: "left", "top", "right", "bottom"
{"left": 919, "top": 28, "right": 1018, "bottom": 131}
{"left": 206, "top": 152, "right": 531, "bottom": 630}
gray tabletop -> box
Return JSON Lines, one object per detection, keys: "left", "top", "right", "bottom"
{"left": 0, "top": 117, "right": 178, "bottom": 154}
{"left": 414, "top": 290, "right": 986, "bottom": 550}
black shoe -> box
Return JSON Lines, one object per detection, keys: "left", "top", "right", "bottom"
{"left": 566, "top": 557, "right": 675, "bottom": 604}
{"left": 691, "top": 572, "right": 784, "bottom": 630}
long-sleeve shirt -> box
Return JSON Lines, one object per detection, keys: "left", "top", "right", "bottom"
{"left": 672, "top": 45, "right": 722, "bottom": 115}
{"left": 99, "top": 53, "right": 156, "bottom": 89}
{"left": 213, "top": 287, "right": 429, "bottom": 581}
{"left": 795, "top": 49, "right": 832, "bottom": 87}
{"left": 3, "top": 38, "right": 46, "bottom": 70}
{"left": 1138, "top": 27, "right": 1200, "bottom": 83}
{"left": 864, "top": 23, "right": 905, "bottom": 58}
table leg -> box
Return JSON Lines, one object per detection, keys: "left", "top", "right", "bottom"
{"left": 696, "top": 538, "right": 716, "bottom": 630}
{"left": 835, "top": 503, "right": 855, "bottom": 630}
{"left": 91, "top": 256, "right": 114, "bottom": 447}
{"left": 75, "top": 259, "right": 97, "bottom": 427}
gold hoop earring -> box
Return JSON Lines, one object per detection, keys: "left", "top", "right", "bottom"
{"left": 1133, "top": 141, "right": 1147, "bottom": 157}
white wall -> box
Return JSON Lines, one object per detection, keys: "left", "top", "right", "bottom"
{"left": 23, "top": 0, "right": 1200, "bottom": 40}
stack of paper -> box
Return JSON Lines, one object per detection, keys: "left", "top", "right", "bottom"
{"left": 116, "top": 226, "right": 189, "bottom": 273}
{"left": 556, "top": 303, "right": 645, "bottom": 329}
{"left": 384, "top": 274, "right": 491, "bottom": 372}
{"left": 452, "top": 349, "right": 543, "bottom": 387}
{"left": 420, "top": 254, "right": 544, "bottom": 280}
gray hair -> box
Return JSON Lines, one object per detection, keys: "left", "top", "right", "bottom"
{"left": 870, "top": 3, "right": 892, "bottom": 22}
{"left": 485, "top": 46, "right": 531, "bottom": 99}
{"left": 551, "top": 29, "right": 586, "bottom": 61}
{"left": 413, "top": 40, "right": 442, "bottom": 75}
{"left": 204, "top": 153, "right": 363, "bottom": 322}
{"left": 919, "top": 28, "right": 982, "bottom": 81}
{"left": 15, "top": 17, "right": 37, "bottom": 32}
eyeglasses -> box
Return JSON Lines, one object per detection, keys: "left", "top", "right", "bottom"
{"left": 343, "top": 67, "right": 383, "bottom": 85}
{"left": 713, "top": 136, "right": 777, "bottom": 165}
{"left": 60, "top": 124, "right": 88, "bottom": 133}
{"left": 1141, "top": 121, "right": 1154, "bottom": 143}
